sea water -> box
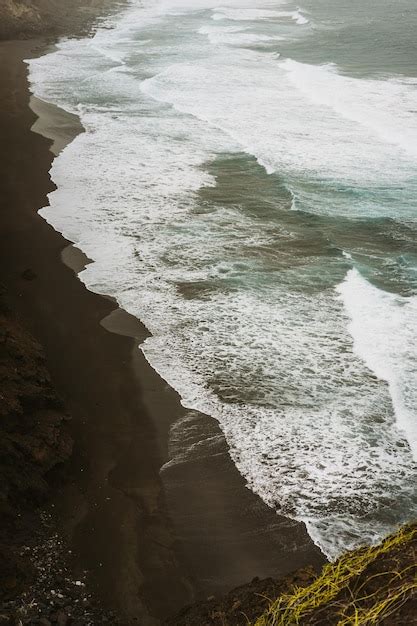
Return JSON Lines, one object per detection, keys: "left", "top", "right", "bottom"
{"left": 27, "top": 0, "right": 417, "bottom": 559}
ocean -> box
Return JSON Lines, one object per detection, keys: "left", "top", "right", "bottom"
{"left": 27, "top": 0, "right": 417, "bottom": 559}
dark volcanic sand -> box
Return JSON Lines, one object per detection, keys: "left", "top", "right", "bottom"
{"left": 0, "top": 33, "right": 325, "bottom": 625}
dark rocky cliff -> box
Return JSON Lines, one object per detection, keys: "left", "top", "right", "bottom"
{"left": 0, "top": 0, "right": 115, "bottom": 39}
{"left": 1, "top": 0, "right": 59, "bottom": 38}
{"left": 0, "top": 287, "right": 73, "bottom": 601}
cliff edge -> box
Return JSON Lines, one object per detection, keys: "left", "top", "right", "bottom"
{"left": 0, "top": 286, "right": 73, "bottom": 602}
{"left": 0, "top": 0, "right": 116, "bottom": 39}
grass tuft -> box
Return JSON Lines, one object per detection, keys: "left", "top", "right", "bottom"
{"left": 254, "top": 525, "right": 417, "bottom": 626}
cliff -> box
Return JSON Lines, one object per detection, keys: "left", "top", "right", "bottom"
{"left": 0, "top": 287, "right": 73, "bottom": 602}
{"left": 0, "top": 0, "right": 115, "bottom": 39}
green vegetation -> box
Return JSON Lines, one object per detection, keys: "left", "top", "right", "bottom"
{"left": 254, "top": 524, "right": 417, "bottom": 625}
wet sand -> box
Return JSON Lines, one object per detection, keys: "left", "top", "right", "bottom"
{"left": 0, "top": 34, "right": 325, "bottom": 625}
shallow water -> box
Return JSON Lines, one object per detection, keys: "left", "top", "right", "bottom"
{"left": 27, "top": 0, "right": 417, "bottom": 558}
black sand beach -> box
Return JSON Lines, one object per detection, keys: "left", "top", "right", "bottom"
{"left": 0, "top": 13, "right": 325, "bottom": 623}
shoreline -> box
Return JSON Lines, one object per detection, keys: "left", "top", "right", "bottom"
{"left": 0, "top": 22, "right": 325, "bottom": 626}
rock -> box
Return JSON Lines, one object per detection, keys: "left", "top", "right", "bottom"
{"left": 67, "top": 588, "right": 79, "bottom": 600}
{"left": 4, "top": 577, "right": 17, "bottom": 590}
{"left": 21, "top": 268, "right": 37, "bottom": 281}
{"left": 56, "top": 611, "right": 68, "bottom": 626}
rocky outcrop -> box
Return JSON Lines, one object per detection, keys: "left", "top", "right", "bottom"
{"left": 0, "top": 0, "right": 51, "bottom": 38}
{"left": 0, "top": 288, "right": 73, "bottom": 603}
{"left": 0, "top": 0, "right": 115, "bottom": 40}
{"left": 165, "top": 568, "right": 317, "bottom": 626}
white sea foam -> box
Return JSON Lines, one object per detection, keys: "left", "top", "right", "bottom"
{"left": 282, "top": 59, "right": 417, "bottom": 160}
{"left": 211, "top": 6, "right": 309, "bottom": 24}
{"left": 211, "top": 7, "right": 286, "bottom": 21}
{"left": 337, "top": 269, "right": 417, "bottom": 461}
{"left": 198, "top": 24, "right": 284, "bottom": 46}
{"left": 141, "top": 54, "right": 417, "bottom": 216}
{"left": 26, "top": 0, "right": 417, "bottom": 560}
{"left": 293, "top": 9, "right": 308, "bottom": 25}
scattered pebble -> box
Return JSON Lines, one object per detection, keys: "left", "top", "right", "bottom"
{"left": 1, "top": 512, "right": 121, "bottom": 624}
